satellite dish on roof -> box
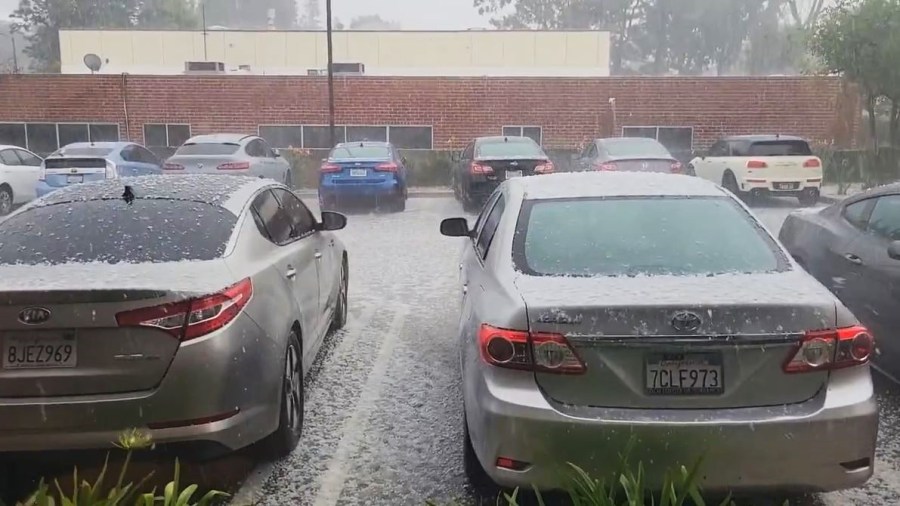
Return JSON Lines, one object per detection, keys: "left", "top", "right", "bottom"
{"left": 83, "top": 53, "right": 102, "bottom": 73}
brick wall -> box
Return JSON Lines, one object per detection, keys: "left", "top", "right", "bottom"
{"left": 0, "top": 74, "right": 860, "bottom": 150}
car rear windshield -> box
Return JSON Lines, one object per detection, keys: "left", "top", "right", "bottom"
{"left": 603, "top": 139, "right": 671, "bottom": 158}
{"left": 54, "top": 147, "right": 114, "bottom": 157}
{"left": 330, "top": 145, "right": 391, "bottom": 159}
{"left": 477, "top": 140, "right": 544, "bottom": 158}
{"left": 0, "top": 200, "right": 236, "bottom": 265}
{"left": 747, "top": 140, "right": 812, "bottom": 156}
{"left": 514, "top": 196, "right": 783, "bottom": 277}
{"left": 174, "top": 143, "right": 241, "bottom": 156}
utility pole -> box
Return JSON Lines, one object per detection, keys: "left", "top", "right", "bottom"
{"left": 10, "top": 36, "right": 17, "bottom": 74}
{"left": 202, "top": 1, "right": 209, "bottom": 60}
{"left": 326, "top": 0, "right": 336, "bottom": 147}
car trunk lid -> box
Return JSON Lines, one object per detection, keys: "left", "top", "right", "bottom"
{"left": 602, "top": 157, "right": 678, "bottom": 173}
{"left": 515, "top": 271, "right": 836, "bottom": 409}
{"left": 474, "top": 157, "right": 548, "bottom": 181}
{"left": 323, "top": 158, "right": 396, "bottom": 185}
{"left": 164, "top": 155, "right": 247, "bottom": 174}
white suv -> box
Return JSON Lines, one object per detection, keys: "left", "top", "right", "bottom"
{"left": 688, "top": 135, "right": 822, "bottom": 206}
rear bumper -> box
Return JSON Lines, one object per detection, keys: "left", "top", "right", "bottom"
{"left": 35, "top": 181, "right": 62, "bottom": 198}
{"left": 319, "top": 179, "right": 400, "bottom": 198}
{"left": 466, "top": 366, "right": 877, "bottom": 494}
{"left": 0, "top": 313, "right": 282, "bottom": 455}
{"left": 740, "top": 177, "right": 822, "bottom": 195}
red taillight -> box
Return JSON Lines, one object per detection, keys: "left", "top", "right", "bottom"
{"left": 163, "top": 162, "right": 184, "bottom": 171}
{"left": 535, "top": 161, "right": 555, "bottom": 174}
{"left": 670, "top": 161, "right": 683, "bottom": 173}
{"left": 593, "top": 162, "right": 617, "bottom": 171}
{"left": 495, "top": 457, "right": 530, "bottom": 471}
{"left": 746, "top": 160, "right": 768, "bottom": 169}
{"left": 783, "top": 325, "right": 874, "bottom": 374}
{"left": 470, "top": 162, "right": 493, "bottom": 175}
{"left": 217, "top": 161, "right": 251, "bottom": 171}
{"left": 320, "top": 163, "right": 341, "bottom": 173}
{"left": 116, "top": 279, "right": 253, "bottom": 342}
{"left": 376, "top": 162, "right": 399, "bottom": 172}
{"left": 803, "top": 158, "right": 821, "bottom": 168}
{"left": 478, "top": 324, "right": 586, "bottom": 374}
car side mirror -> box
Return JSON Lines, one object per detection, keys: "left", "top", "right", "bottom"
{"left": 440, "top": 217, "right": 471, "bottom": 237}
{"left": 320, "top": 211, "right": 347, "bottom": 231}
{"left": 888, "top": 241, "right": 900, "bottom": 260}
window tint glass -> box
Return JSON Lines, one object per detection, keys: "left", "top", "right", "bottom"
{"left": 868, "top": 195, "right": 900, "bottom": 240}
{"left": 58, "top": 124, "right": 90, "bottom": 147}
{"left": 175, "top": 143, "right": 241, "bottom": 156}
{"left": 14, "top": 150, "right": 41, "bottom": 166}
{"left": 274, "top": 188, "right": 316, "bottom": 237}
{"left": 603, "top": 139, "right": 671, "bottom": 157}
{"left": 0, "top": 150, "right": 21, "bottom": 165}
{"left": 476, "top": 194, "right": 506, "bottom": 258}
{"left": 347, "top": 126, "right": 388, "bottom": 143}
{"left": 120, "top": 145, "right": 136, "bottom": 162}
{"left": 26, "top": 123, "right": 58, "bottom": 155}
{"left": 303, "top": 126, "right": 346, "bottom": 149}
{"left": 252, "top": 190, "right": 292, "bottom": 244}
{"left": 0, "top": 200, "right": 236, "bottom": 265}
{"left": 0, "top": 123, "right": 26, "bottom": 148}
{"left": 708, "top": 141, "right": 728, "bottom": 156}
{"left": 844, "top": 200, "right": 871, "bottom": 230}
{"left": 329, "top": 145, "right": 391, "bottom": 159}
{"left": 462, "top": 143, "right": 474, "bottom": 160}
{"left": 389, "top": 126, "right": 432, "bottom": 149}
{"left": 515, "top": 197, "right": 781, "bottom": 277}
{"left": 246, "top": 140, "right": 265, "bottom": 157}
{"left": 748, "top": 140, "right": 812, "bottom": 156}
{"left": 89, "top": 124, "right": 120, "bottom": 142}
{"left": 476, "top": 140, "right": 544, "bottom": 158}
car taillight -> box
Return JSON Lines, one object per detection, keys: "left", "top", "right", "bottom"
{"left": 320, "top": 163, "right": 341, "bottom": 173}
{"left": 783, "top": 325, "right": 874, "bottom": 374}
{"left": 593, "top": 162, "right": 617, "bottom": 171}
{"left": 746, "top": 160, "right": 768, "bottom": 169}
{"left": 376, "top": 162, "right": 398, "bottom": 172}
{"left": 478, "top": 324, "right": 586, "bottom": 374}
{"left": 105, "top": 160, "right": 118, "bottom": 180}
{"left": 535, "top": 161, "right": 555, "bottom": 174}
{"left": 470, "top": 162, "right": 493, "bottom": 175}
{"left": 163, "top": 162, "right": 185, "bottom": 171}
{"left": 38, "top": 165, "right": 45, "bottom": 181}
{"left": 218, "top": 161, "right": 251, "bottom": 171}
{"left": 670, "top": 161, "right": 683, "bottom": 173}
{"left": 116, "top": 278, "right": 253, "bottom": 342}
{"left": 803, "top": 158, "right": 821, "bottom": 168}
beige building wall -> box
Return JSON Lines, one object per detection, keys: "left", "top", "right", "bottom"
{"left": 59, "top": 30, "right": 611, "bottom": 76}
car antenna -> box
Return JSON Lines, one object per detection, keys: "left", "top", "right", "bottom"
{"left": 122, "top": 185, "right": 135, "bottom": 205}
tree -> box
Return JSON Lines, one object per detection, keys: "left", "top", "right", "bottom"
{"left": 298, "top": 0, "right": 320, "bottom": 29}
{"left": 138, "top": 0, "right": 200, "bottom": 30}
{"left": 349, "top": 14, "right": 400, "bottom": 30}
{"left": 201, "top": 0, "right": 296, "bottom": 29}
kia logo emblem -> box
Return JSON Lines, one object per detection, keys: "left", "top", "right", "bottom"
{"left": 671, "top": 311, "right": 702, "bottom": 333}
{"left": 18, "top": 307, "right": 51, "bottom": 325}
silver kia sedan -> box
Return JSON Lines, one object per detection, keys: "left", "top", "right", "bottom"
{"left": 164, "top": 134, "right": 294, "bottom": 187}
{"left": 440, "top": 171, "right": 877, "bottom": 494}
{"left": 0, "top": 174, "right": 348, "bottom": 458}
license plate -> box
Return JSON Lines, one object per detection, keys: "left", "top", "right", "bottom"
{"left": 774, "top": 182, "right": 797, "bottom": 191}
{"left": 2, "top": 335, "right": 77, "bottom": 369}
{"left": 506, "top": 170, "right": 523, "bottom": 178}
{"left": 645, "top": 353, "right": 723, "bottom": 395}
{"left": 350, "top": 169, "right": 367, "bottom": 177}
{"left": 66, "top": 175, "right": 83, "bottom": 184}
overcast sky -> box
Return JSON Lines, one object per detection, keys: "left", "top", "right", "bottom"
{"left": 0, "top": 0, "right": 491, "bottom": 29}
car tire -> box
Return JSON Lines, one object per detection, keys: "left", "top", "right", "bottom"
{"left": 0, "top": 185, "right": 13, "bottom": 216}
{"left": 330, "top": 258, "right": 348, "bottom": 332}
{"left": 721, "top": 172, "right": 742, "bottom": 197}
{"left": 258, "top": 330, "right": 303, "bottom": 460}
{"left": 798, "top": 188, "right": 820, "bottom": 207}
{"left": 283, "top": 170, "right": 293, "bottom": 189}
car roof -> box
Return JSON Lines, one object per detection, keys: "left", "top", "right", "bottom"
{"left": 507, "top": 172, "right": 727, "bottom": 200}
{"left": 0, "top": 144, "right": 27, "bottom": 151}
{"left": 334, "top": 141, "right": 391, "bottom": 148}
{"left": 843, "top": 182, "right": 900, "bottom": 203}
{"left": 597, "top": 137, "right": 662, "bottom": 143}
{"left": 30, "top": 174, "right": 274, "bottom": 215}
{"left": 721, "top": 135, "right": 807, "bottom": 142}
{"left": 60, "top": 142, "right": 130, "bottom": 149}
{"left": 185, "top": 134, "right": 252, "bottom": 144}
{"left": 476, "top": 136, "right": 535, "bottom": 144}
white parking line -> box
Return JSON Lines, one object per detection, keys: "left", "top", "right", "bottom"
{"left": 312, "top": 304, "right": 411, "bottom": 506}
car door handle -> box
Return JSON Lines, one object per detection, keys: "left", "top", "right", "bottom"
{"left": 844, "top": 253, "right": 863, "bottom": 265}
{"left": 286, "top": 266, "right": 297, "bottom": 279}
{"left": 314, "top": 252, "right": 323, "bottom": 260}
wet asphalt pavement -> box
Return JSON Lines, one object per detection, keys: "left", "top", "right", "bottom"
{"left": 221, "top": 195, "right": 900, "bottom": 506}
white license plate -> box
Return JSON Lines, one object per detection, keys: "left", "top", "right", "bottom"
{"left": 66, "top": 175, "right": 83, "bottom": 184}
{"left": 2, "top": 335, "right": 77, "bottom": 369}
{"left": 645, "top": 353, "right": 722, "bottom": 395}
{"left": 350, "top": 169, "right": 367, "bottom": 177}
{"left": 506, "top": 170, "right": 523, "bottom": 178}
{"left": 774, "top": 182, "right": 797, "bottom": 191}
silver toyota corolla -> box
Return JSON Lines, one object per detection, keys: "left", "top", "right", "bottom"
{"left": 0, "top": 174, "right": 348, "bottom": 458}
{"left": 440, "top": 171, "right": 877, "bottom": 494}
{"left": 164, "top": 133, "right": 294, "bottom": 187}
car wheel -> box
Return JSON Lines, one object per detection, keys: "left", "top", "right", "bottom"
{"left": 330, "top": 258, "right": 348, "bottom": 332}
{"left": 798, "top": 188, "right": 820, "bottom": 207}
{"left": 686, "top": 164, "right": 697, "bottom": 177}
{"left": 0, "top": 185, "right": 13, "bottom": 216}
{"left": 393, "top": 190, "right": 407, "bottom": 213}
{"left": 258, "top": 330, "right": 303, "bottom": 460}
{"left": 721, "top": 172, "right": 741, "bottom": 196}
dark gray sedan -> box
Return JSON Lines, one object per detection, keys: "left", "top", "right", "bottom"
{"left": 780, "top": 183, "right": 900, "bottom": 380}
{"left": 573, "top": 137, "right": 683, "bottom": 173}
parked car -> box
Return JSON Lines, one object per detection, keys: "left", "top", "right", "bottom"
{"left": 440, "top": 171, "right": 876, "bottom": 494}
{"left": 452, "top": 136, "right": 554, "bottom": 212}
{"left": 0, "top": 145, "right": 42, "bottom": 215}
{"left": 318, "top": 141, "right": 408, "bottom": 212}
{"left": 36, "top": 142, "right": 163, "bottom": 198}
{"left": 779, "top": 183, "right": 900, "bottom": 381}
{"left": 0, "top": 174, "right": 348, "bottom": 458}
{"left": 573, "top": 137, "right": 683, "bottom": 173}
{"left": 689, "top": 135, "right": 822, "bottom": 206}
{"left": 164, "top": 134, "right": 292, "bottom": 187}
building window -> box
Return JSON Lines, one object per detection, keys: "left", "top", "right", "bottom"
{"left": 144, "top": 124, "right": 191, "bottom": 148}
{"left": 0, "top": 122, "right": 119, "bottom": 156}
{"left": 502, "top": 126, "right": 542, "bottom": 145}
{"left": 347, "top": 126, "right": 388, "bottom": 143}
{"left": 622, "top": 126, "right": 694, "bottom": 159}
{"left": 0, "top": 123, "right": 26, "bottom": 149}
{"left": 388, "top": 126, "right": 433, "bottom": 150}
{"left": 259, "top": 125, "right": 303, "bottom": 149}
{"left": 303, "top": 125, "right": 346, "bottom": 149}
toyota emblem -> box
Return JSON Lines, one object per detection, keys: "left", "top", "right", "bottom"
{"left": 671, "top": 311, "right": 702, "bottom": 333}
{"left": 18, "top": 307, "right": 51, "bottom": 325}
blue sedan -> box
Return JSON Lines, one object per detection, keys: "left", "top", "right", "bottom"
{"left": 36, "top": 142, "right": 163, "bottom": 197}
{"left": 318, "top": 141, "right": 409, "bottom": 212}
